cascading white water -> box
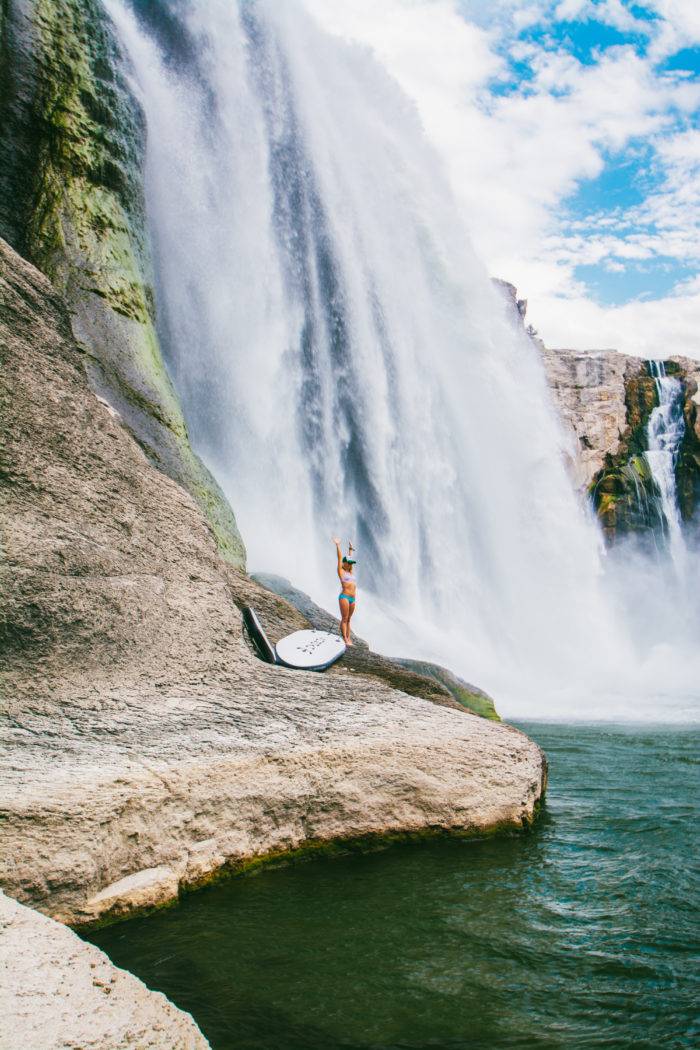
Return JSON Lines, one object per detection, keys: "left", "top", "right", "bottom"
{"left": 645, "top": 362, "right": 687, "bottom": 571}
{"left": 105, "top": 0, "right": 698, "bottom": 720}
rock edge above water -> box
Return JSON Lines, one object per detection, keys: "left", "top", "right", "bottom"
{"left": 0, "top": 890, "right": 209, "bottom": 1050}
{"left": 0, "top": 237, "right": 546, "bottom": 930}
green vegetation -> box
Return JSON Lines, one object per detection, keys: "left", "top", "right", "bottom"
{"left": 589, "top": 366, "right": 662, "bottom": 540}
{"left": 394, "top": 658, "right": 500, "bottom": 720}
{"left": 589, "top": 361, "right": 700, "bottom": 541}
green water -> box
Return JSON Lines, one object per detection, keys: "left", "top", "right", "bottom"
{"left": 87, "top": 724, "right": 699, "bottom": 1049}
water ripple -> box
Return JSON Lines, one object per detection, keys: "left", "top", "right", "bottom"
{"left": 88, "top": 723, "right": 699, "bottom": 1049}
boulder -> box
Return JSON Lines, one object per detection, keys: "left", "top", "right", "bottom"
{"left": 0, "top": 238, "right": 546, "bottom": 928}
{"left": 0, "top": 890, "right": 209, "bottom": 1049}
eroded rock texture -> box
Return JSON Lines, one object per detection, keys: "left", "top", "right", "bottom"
{"left": 0, "top": 0, "right": 245, "bottom": 565}
{"left": 495, "top": 279, "right": 700, "bottom": 543}
{"left": 0, "top": 891, "right": 209, "bottom": 1049}
{"left": 0, "top": 239, "right": 546, "bottom": 928}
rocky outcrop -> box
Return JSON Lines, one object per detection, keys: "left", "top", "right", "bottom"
{"left": 392, "top": 659, "right": 500, "bottom": 721}
{"left": 0, "top": 238, "right": 546, "bottom": 929}
{"left": 539, "top": 346, "right": 648, "bottom": 490}
{"left": 544, "top": 349, "right": 700, "bottom": 541}
{"left": 0, "top": 891, "right": 209, "bottom": 1049}
{"left": 667, "top": 360, "right": 700, "bottom": 522}
{"left": 0, "top": 0, "right": 245, "bottom": 566}
{"left": 253, "top": 573, "right": 500, "bottom": 720}
{"left": 495, "top": 279, "right": 700, "bottom": 542}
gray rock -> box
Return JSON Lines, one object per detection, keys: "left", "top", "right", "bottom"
{"left": 0, "top": 890, "right": 210, "bottom": 1049}
{"left": 0, "top": 0, "right": 245, "bottom": 567}
{"left": 0, "top": 238, "right": 546, "bottom": 928}
{"left": 253, "top": 574, "right": 500, "bottom": 719}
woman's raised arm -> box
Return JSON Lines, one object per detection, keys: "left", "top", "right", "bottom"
{"left": 332, "top": 537, "right": 344, "bottom": 579}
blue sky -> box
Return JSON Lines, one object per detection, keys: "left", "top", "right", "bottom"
{"left": 482, "top": 1, "right": 699, "bottom": 313}
{"left": 306, "top": 0, "right": 700, "bottom": 356}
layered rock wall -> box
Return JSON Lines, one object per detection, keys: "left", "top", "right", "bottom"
{"left": 543, "top": 348, "right": 700, "bottom": 540}
{"left": 496, "top": 280, "right": 700, "bottom": 542}
{"left": 0, "top": 0, "right": 245, "bottom": 565}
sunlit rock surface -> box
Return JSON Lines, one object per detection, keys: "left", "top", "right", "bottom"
{"left": 543, "top": 349, "right": 700, "bottom": 540}
{"left": 0, "top": 891, "right": 209, "bottom": 1049}
{"left": 0, "top": 238, "right": 546, "bottom": 928}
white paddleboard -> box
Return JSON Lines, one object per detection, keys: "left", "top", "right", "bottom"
{"left": 275, "top": 629, "right": 346, "bottom": 670}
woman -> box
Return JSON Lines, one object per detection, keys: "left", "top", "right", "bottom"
{"left": 333, "top": 537, "right": 357, "bottom": 645}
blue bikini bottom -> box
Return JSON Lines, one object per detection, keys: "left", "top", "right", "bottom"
{"left": 339, "top": 593, "right": 356, "bottom": 604}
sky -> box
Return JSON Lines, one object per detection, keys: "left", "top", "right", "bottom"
{"left": 302, "top": 0, "right": 700, "bottom": 358}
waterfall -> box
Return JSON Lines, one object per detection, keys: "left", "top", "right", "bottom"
{"left": 105, "top": 0, "right": 698, "bottom": 720}
{"left": 645, "top": 362, "right": 687, "bottom": 571}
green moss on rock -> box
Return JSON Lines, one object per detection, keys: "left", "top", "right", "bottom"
{"left": 75, "top": 817, "right": 545, "bottom": 931}
{"left": 393, "top": 658, "right": 500, "bottom": 721}
{"left": 676, "top": 375, "right": 700, "bottom": 522}
{"left": 589, "top": 359, "right": 700, "bottom": 542}
{"left": 0, "top": 0, "right": 245, "bottom": 567}
{"left": 589, "top": 363, "right": 663, "bottom": 542}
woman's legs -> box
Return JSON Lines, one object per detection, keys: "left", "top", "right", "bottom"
{"left": 338, "top": 597, "right": 350, "bottom": 642}
{"left": 347, "top": 600, "right": 356, "bottom": 645}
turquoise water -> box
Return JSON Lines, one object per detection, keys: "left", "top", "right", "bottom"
{"left": 87, "top": 724, "right": 699, "bottom": 1049}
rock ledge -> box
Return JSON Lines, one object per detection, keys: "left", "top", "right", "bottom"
{"left": 0, "top": 890, "right": 209, "bottom": 1049}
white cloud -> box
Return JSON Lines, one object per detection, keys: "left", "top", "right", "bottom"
{"left": 598, "top": 0, "right": 651, "bottom": 33}
{"left": 645, "top": 0, "right": 700, "bottom": 60}
{"left": 555, "top": 0, "right": 652, "bottom": 34}
{"left": 555, "top": 0, "right": 586, "bottom": 19}
{"left": 530, "top": 284, "right": 700, "bottom": 359}
{"left": 301, "top": 0, "right": 699, "bottom": 357}
{"left": 635, "top": 127, "right": 700, "bottom": 242}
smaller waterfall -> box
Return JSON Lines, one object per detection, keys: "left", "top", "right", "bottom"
{"left": 645, "top": 361, "right": 686, "bottom": 568}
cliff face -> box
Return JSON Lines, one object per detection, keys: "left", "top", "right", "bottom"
{"left": 495, "top": 281, "right": 700, "bottom": 543}
{"left": 0, "top": 238, "right": 546, "bottom": 930}
{"left": 0, "top": 0, "right": 245, "bottom": 566}
{"left": 539, "top": 346, "right": 646, "bottom": 490}
{"left": 675, "top": 363, "right": 700, "bottom": 520}
{"left": 543, "top": 348, "right": 700, "bottom": 542}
